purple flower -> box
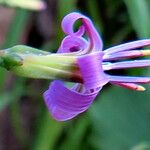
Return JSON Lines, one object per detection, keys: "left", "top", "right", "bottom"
{"left": 44, "top": 12, "right": 150, "bottom": 121}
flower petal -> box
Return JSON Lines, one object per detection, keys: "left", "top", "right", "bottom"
{"left": 44, "top": 80, "right": 99, "bottom": 121}
{"left": 58, "top": 35, "right": 89, "bottom": 54}
{"left": 78, "top": 51, "right": 109, "bottom": 90}
{"left": 61, "top": 12, "right": 103, "bottom": 51}
{"left": 109, "top": 75, "right": 150, "bottom": 83}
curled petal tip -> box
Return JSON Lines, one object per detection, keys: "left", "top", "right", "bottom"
{"left": 61, "top": 12, "right": 103, "bottom": 51}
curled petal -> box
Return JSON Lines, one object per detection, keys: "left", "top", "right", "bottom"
{"left": 58, "top": 35, "right": 88, "bottom": 54}
{"left": 44, "top": 80, "right": 99, "bottom": 121}
{"left": 104, "top": 39, "right": 150, "bottom": 54}
{"left": 61, "top": 12, "right": 103, "bottom": 51}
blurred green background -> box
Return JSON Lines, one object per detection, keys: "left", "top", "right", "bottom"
{"left": 0, "top": 0, "right": 150, "bottom": 150}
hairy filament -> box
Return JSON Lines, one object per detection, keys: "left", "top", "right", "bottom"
{"left": 104, "top": 39, "right": 150, "bottom": 54}
{"left": 103, "top": 50, "right": 150, "bottom": 61}
{"left": 109, "top": 75, "right": 150, "bottom": 83}
{"left": 110, "top": 82, "right": 145, "bottom": 91}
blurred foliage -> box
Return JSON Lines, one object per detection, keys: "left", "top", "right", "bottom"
{"left": 0, "top": 0, "right": 150, "bottom": 150}
{"left": 125, "top": 0, "right": 150, "bottom": 38}
{"left": 90, "top": 85, "right": 150, "bottom": 150}
{"left": 0, "top": 0, "right": 45, "bottom": 11}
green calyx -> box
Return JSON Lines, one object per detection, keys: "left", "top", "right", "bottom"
{"left": 0, "top": 45, "right": 82, "bottom": 83}
{"left": 0, "top": 50, "right": 23, "bottom": 70}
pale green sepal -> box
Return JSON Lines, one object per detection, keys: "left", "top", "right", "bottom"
{"left": 0, "top": 50, "right": 23, "bottom": 70}
{"left": 0, "top": 45, "right": 81, "bottom": 82}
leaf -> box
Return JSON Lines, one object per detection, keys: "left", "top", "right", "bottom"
{"left": 86, "top": 0, "right": 104, "bottom": 33}
{"left": 124, "top": 0, "right": 150, "bottom": 37}
{"left": 89, "top": 85, "right": 150, "bottom": 150}
{"left": 0, "top": 78, "right": 25, "bottom": 111}
{"left": 31, "top": 111, "right": 64, "bottom": 150}
{"left": 59, "top": 116, "right": 90, "bottom": 150}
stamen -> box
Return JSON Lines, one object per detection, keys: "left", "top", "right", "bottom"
{"left": 104, "top": 39, "right": 150, "bottom": 54}
{"left": 109, "top": 75, "right": 150, "bottom": 83}
{"left": 110, "top": 82, "right": 146, "bottom": 91}
{"left": 103, "top": 50, "right": 150, "bottom": 61}
{"left": 103, "top": 59, "right": 150, "bottom": 70}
